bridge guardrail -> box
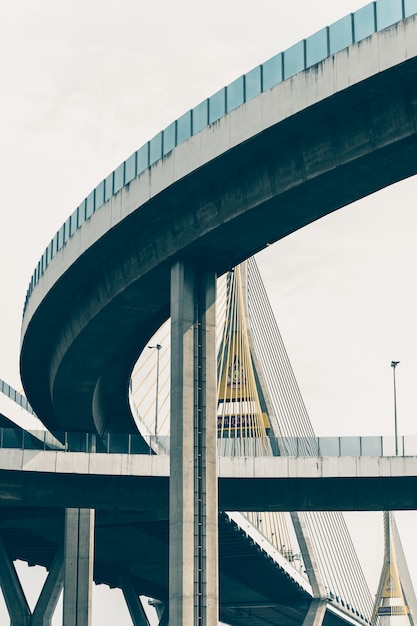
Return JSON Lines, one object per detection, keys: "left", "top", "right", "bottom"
{"left": 1, "top": 428, "right": 416, "bottom": 457}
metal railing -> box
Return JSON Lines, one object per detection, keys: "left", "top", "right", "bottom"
{"left": 1, "top": 428, "right": 416, "bottom": 457}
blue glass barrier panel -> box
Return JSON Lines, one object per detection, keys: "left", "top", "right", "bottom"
{"left": 64, "top": 217, "right": 71, "bottom": 244}
{"left": 340, "top": 436, "right": 361, "bottom": 456}
{"left": 95, "top": 180, "right": 105, "bottom": 209}
{"left": 376, "top": 0, "right": 403, "bottom": 30}
{"left": 306, "top": 27, "right": 329, "bottom": 67}
{"left": 125, "top": 153, "right": 136, "bottom": 183}
{"left": 78, "top": 200, "right": 86, "bottom": 227}
{"left": 42, "top": 248, "right": 48, "bottom": 270}
{"left": 245, "top": 66, "right": 261, "bottom": 101}
{"left": 227, "top": 76, "right": 244, "bottom": 113}
{"left": 86, "top": 190, "right": 95, "bottom": 219}
{"left": 104, "top": 173, "right": 113, "bottom": 202}
{"left": 177, "top": 110, "right": 192, "bottom": 144}
{"left": 329, "top": 14, "right": 354, "bottom": 54}
{"left": 405, "top": 0, "right": 417, "bottom": 17}
{"left": 209, "top": 88, "right": 226, "bottom": 123}
{"left": 57, "top": 227, "right": 64, "bottom": 251}
{"left": 283, "top": 40, "right": 305, "bottom": 79}
{"left": 354, "top": 3, "right": 376, "bottom": 42}
{"left": 360, "top": 436, "right": 382, "bottom": 456}
{"left": 163, "top": 121, "right": 176, "bottom": 155}
{"left": 192, "top": 99, "right": 208, "bottom": 134}
{"left": 149, "top": 132, "right": 162, "bottom": 165}
{"left": 49, "top": 239, "right": 54, "bottom": 261}
{"left": 262, "top": 53, "right": 283, "bottom": 91}
{"left": 113, "top": 162, "right": 124, "bottom": 193}
{"left": 136, "top": 144, "right": 149, "bottom": 175}
{"left": 318, "top": 437, "right": 340, "bottom": 456}
{"left": 69, "top": 209, "right": 78, "bottom": 236}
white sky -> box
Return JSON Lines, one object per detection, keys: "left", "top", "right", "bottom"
{"left": 1, "top": 0, "right": 416, "bottom": 624}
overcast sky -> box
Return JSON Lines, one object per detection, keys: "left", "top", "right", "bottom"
{"left": 1, "top": 1, "right": 417, "bottom": 624}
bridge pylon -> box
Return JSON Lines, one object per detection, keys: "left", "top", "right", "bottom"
{"left": 374, "top": 512, "right": 417, "bottom": 626}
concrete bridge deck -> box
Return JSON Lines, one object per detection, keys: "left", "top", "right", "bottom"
{"left": 0, "top": 450, "right": 416, "bottom": 512}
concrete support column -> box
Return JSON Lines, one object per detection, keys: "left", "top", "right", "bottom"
{"left": 0, "top": 534, "right": 30, "bottom": 626}
{"left": 118, "top": 570, "right": 150, "bottom": 626}
{"left": 31, "top": 546, "right": 64, "bottom": 626}
{"left": 302, "top": 599, "right": 327, "bottom": 626}
{"left": 291, "top": 512, "right": 327, "bottom": 599}
{"left": 63, "top": 509, "right": 95, "bottom": 626}
{"left": 170, "top": 260, "right": 218, "bottom": 626}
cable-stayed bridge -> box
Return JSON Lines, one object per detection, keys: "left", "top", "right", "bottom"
{"left": 1, "top": 259, "right": 417, "bottom": 625}
{"left": 1, "top": 1, "right": 417, "bottom": 624}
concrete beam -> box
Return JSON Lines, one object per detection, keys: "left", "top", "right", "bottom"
{"left": 63, "top": 509, "right": 94, "bottom": 626}
{"left": 118, "top": 570, "right": 150, "bottom": 626}
{"left": 303, "top": 599, "right": 327, "bottom": 626}
{"left": 2, "top": 452, "right": 417, "bottom": 512}
{"left": 0, "top": 534, "right": 30, "bottom": 626}
{"left": 169, "top": 261, "right": 218, "bottom": 625}
{"left": 31, "top": 546, "right": 64, "bottom": 626}
{"left": 291, "top": 513, "right": 327, "bottom": 600}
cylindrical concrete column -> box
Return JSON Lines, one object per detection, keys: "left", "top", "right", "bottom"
{"left": 170, "top": 260, "right": 218, "bottom": 626}
{"left": 63, "top": 508, "right": 95, "bottom": 626}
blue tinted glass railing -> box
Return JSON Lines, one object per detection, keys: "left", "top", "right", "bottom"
{"left": 23, "top": 1, "right": 417, "bottom": 314}
{"left": 405, "top": 0, "right": 417, "bottom": 17}
{"left": 377, "top": 0, "right": 403, "bottom": 29}
{"left": 1, "top": 427, "right": 416, "bottom": 458}
{"left": 209, "top": 88, "right": 226, "bottom": 123}
{"left": 113, "top": 163, "right": 125, "bottom": 193}
{"left": 245, "top": 66, "right": 262, "bottom": 100}
{"left": 136, "top": 144, "right": 149, "bottom": 175}
{"left": 176, "top": 111, "right": 192, "bottom": 144}
{"left": 354, "top": 3, "right": 376, "bottom": 41}
{"left": 163, "top": 121, "right": 177, "bottom": 155}
{"left": 329, "top": 15, "right": 354, "bottom": 54}
{"left": 0, "top": 378, "right": 37, "bottom": 415}
{"left": 227, "top": 77, "right": 244, "bottom": 113}
{"left": 262, "top": 53, "right": 283, "bottom": 91}
{"left": 283, "top": 40, "right": 305, "bottom": 79}
{"left": 125, "top": 153, "right": 136, "bottom": 184}
{"left": 306, "top": 28, "right": 329, "bottom": 67}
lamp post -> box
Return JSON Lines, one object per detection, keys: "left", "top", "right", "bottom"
{"left": 149, "top": 344, "right": 162, "bottom": 438}
{"left": 391, "top": 361, "right": 400, "bottom": 455}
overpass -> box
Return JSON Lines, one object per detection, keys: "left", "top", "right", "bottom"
{"left": 8, "top": 2, "right": 417, "bottom": 625}
{"left": 1, "top": 448, "right": 417, "bottom": 512}
{"left": 20, "top": 4, "right": 417, "bottom": 437}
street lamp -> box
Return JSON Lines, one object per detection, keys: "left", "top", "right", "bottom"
{"left": 149, "top": 344, "right": 162, "bottom": 438}
{"left": 391, "top": 361, "right": 400, "bottom": 455}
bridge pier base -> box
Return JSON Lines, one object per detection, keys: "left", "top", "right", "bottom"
{"left": 170, "top": 260, "right": 218, "bottom": 626}
{"left": 63, "top": 508, "right": 94, "bottom": 626}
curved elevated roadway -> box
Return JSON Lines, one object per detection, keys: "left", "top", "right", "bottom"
{"left": 20, "top": 8, "right": 417, "bottom": 436}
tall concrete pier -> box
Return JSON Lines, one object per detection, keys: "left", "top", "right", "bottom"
{"left": 170, "top": 261, "right": 218, "bottom": 625}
